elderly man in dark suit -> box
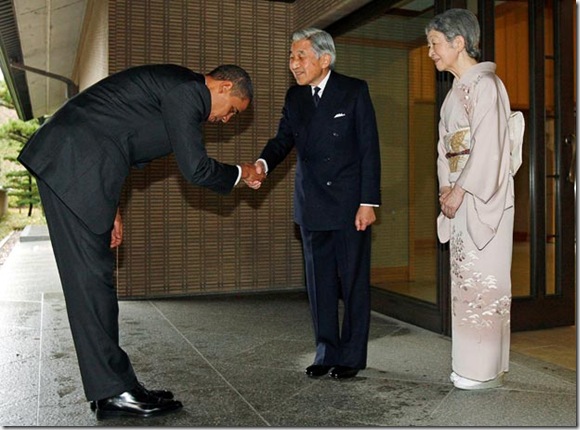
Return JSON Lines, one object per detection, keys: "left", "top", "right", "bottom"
{"left": 18, "top": 64, "right": 263, "bottom": 419}
{"left": 249, "top": 28, "right": 381, "bottom": 380}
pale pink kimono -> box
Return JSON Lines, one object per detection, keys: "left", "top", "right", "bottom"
{"left": 436, "top": 62, "right": 514, "bottom": 382}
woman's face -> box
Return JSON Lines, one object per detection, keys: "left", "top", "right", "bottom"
{"left": 427, "top": 30, "right": 459, "bottom": 73}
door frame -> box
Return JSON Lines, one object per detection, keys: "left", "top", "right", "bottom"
{"left": 509, "top": 0, "right": 576, "bottom": 330}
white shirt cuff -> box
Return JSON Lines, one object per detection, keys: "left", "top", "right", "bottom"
{"left": 257, "top": 158, "right": 269, "bottom": 174}
{"left": 235, "top": 165, "right": 242, "bottom": 186}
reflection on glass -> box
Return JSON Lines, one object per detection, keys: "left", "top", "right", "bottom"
{"left": 494, "top": 0, "right": 532, "bottom": 297}
{"left": 334, "top": 3, "right": 437, "bottom": 303}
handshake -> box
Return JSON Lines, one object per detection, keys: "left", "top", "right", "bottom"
{"left": 240, "top": 160, "right": 267, "bottom": 190}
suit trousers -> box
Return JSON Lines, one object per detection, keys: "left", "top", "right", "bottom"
{"left": 38, "top": 180, "right": 138, "bottom": 401}
{"left": 300, "top": 225, "right": 371, "bottom": 369}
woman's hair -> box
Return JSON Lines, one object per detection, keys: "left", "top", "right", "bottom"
{"left": 425, "top": 8, "right": 481, "bottom": 60}
{"left": 292, "top": 28, "right": 337, "bottom": 69}
{"left": 208, "top": 64, "right": 253, "bottom": 101}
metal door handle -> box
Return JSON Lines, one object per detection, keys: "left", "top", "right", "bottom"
{"left": 564, "top": 134, "right": 575, "bottom": 183}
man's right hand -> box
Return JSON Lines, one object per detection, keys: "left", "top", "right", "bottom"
{"left": 241, "top": 161, "right": 266, "bottom": 189}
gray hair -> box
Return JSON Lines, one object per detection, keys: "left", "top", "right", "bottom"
{"left": 292, "top": 28, "right": 336, "bottom": 69}
{"left": 425, "top": 8, "right": 481, "bottom": 60}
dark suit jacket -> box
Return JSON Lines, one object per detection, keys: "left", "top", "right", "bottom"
{"left": 18, "top": 64, "right": 239, "bottom": 235}
{"left": 260, "top": 71, "right": 381, "bottom": 231}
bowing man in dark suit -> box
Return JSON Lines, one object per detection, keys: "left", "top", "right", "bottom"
{"left": 18, "top": 64, "right": 264, "bottom": 419}
{"left": 249, "top": 28, "right": 381, "bottom": 379}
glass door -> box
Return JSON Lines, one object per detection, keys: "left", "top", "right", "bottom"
{"left": 329, "top": 0, "right": 442, "bottom": 332}
{"left": 329, "top": 0, "right": 576, "bottom": 333}
{"left": 500, "top": 0, "right": 576, "bottom": 330}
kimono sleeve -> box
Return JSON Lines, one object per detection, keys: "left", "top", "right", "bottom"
{"left": 454, "top": 78, "right": 507, "bottom": 204}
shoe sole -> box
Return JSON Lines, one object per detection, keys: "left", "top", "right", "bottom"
{"left": 306, "top": 371, "right": 330, "bottom": 378}
{"left": 95, "top": 404, "right": 183, "bottom": 420}
{"left": 329, "top": 372, "right": 359, "bottom": 379}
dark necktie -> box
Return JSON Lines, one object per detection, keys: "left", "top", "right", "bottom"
{"left": 313, "top": 86, "right": 321, "bottom": 107}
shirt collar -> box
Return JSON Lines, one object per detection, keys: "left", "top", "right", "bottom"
{"left": 311, "top": 70, "right": 331, "bottom": 97}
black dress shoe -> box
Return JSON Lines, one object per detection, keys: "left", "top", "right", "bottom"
{"left": 93, "top": 384, "right": 182, "bottom": 420}
{"left": 305, "top": 364, "right": 333, "bottom": 378}
{"left": 90, "top": 382, "right": 174, "bottom": 411}
{"left": 137, "top": 381, "right": 175, "bottom": 399}
{"left": 329, "top": 366, "right": 359, "bottom": 379}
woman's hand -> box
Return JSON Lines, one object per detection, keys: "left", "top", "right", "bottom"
{"left": 439, "top": 185, "right": 465, "bottom": 219}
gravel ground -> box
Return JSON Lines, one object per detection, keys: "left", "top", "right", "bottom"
{"left": 0, "top": 230, "right": 21, "bottom": 266}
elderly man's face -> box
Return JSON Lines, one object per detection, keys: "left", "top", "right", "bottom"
{"left": 288, "top": 39, "right": 330, "bottom": 87}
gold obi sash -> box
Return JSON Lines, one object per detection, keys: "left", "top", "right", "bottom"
{"left": 444, "top": 127, "right": 471, "bottom": 173}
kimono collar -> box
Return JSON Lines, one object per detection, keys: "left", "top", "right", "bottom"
{"left": 454, "top": 61, "right": 497, "bottom": 88}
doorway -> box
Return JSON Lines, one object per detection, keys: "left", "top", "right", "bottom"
{"left": 328, "top": 0, "right": 576, "bottom": 333}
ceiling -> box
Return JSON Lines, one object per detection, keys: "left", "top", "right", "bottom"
{"left": 0, "top": 0, "right": 87, "bottom": 120}
{"left": 0, "top": 0, "right": 431, "bottom": 122}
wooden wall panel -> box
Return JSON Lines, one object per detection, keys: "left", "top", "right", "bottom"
{"left": 108, "top": 0, "right": 433, "bottom": 299}
{"left": 294, "top": 0, "right": 373, "bottom": 30}
{"left": 110, "top": 0, "right": 306, "bottom": 298}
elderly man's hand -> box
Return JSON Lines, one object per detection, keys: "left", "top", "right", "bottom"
{"left": 355, "top": 206, "right": 377, "bottom": 231}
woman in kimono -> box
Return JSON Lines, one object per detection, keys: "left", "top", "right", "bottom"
{"left": 426, "top": 8, "right": 515, "bottom": 390}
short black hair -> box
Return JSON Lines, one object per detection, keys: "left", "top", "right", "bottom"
{"left": 208, "top": 65, "right": 253, "bottom": 102}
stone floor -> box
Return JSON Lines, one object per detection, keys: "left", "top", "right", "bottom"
{"left": 0, "top": 226, "right": 576, "bottom": 427}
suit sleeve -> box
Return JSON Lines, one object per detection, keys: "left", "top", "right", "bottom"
{"left": 355, "top": 82, "right": 381, "bottom": 205}
{"left": 259, "top": 92, "right": 296, "bottom": 171}
{"left": 161, "top": 81, "right": 239, "bottom": 194}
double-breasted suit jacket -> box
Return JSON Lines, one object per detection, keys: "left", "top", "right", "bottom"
{"left": 259, "top": 71, "right": 381, "bottom": 369}
{"left": 260, "top": 71, "right": 381, "bottom": 230}
{"left": 19, "top": 64, "right": 239, "bottom": 235}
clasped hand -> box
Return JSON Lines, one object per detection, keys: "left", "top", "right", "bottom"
{"left": 439, "top": 185, "right": 465, "bottom": 219}
{"left": 241, "top": 161, "right": 266, "bottom": 189}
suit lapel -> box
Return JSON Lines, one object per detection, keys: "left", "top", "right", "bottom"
{"left": 316, "top": 72, "right": 344, "bottom": 116}
{"left": 308, "top": 72, "right": 346, "bottom": 138}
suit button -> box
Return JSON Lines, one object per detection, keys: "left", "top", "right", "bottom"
{"left": 324, "top": 157, "right": 331, "bottom": 162}
{"left": 332, "top": 132, "right": 339, "bottom": 137}
{"left": 326, "top": 181, "right": 332, "bottom": 186}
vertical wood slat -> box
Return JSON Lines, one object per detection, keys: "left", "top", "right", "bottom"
{"left": 110, "top": 0, "right": 305, "bottom": 298}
